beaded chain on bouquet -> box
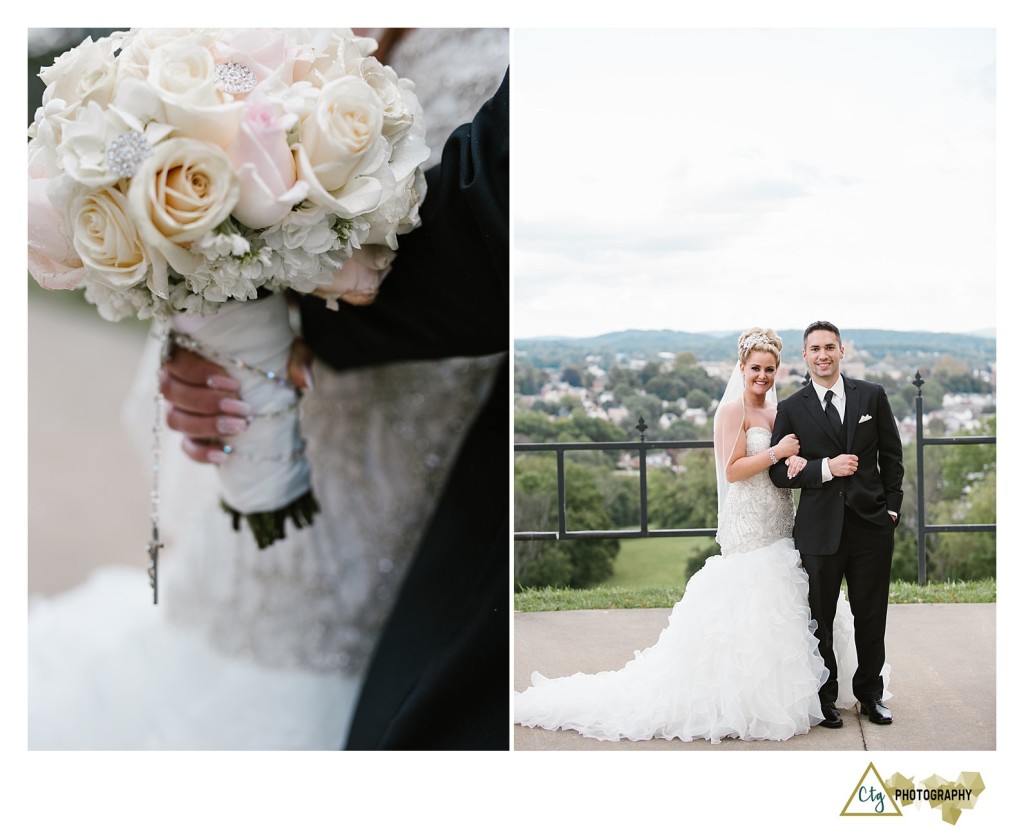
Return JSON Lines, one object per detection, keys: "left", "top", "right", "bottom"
{"left": 27, "top": 28, "right": 430, "bottom": 601}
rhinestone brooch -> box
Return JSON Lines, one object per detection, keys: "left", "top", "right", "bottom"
{"left": 215, "top": 62, "right": 258, "bottom": 95}
{"left": 107, "top": 131, "right": 151, "bottom": 179}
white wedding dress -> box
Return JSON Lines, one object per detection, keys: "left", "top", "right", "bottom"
{"left": 515, "top": 428, "right": 886, "bottom": 744}
{"left": 27, "top": 28, "right": 509, "bottom": 751}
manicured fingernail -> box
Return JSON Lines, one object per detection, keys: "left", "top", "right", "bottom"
{"left": 219, "top": 398, "right": 253, "bottom": 417}
{"left": 208, "top": 450, "right": 229, "bottom": 464}
{"left": 208, "top": 374, "right": 240, "bottom": 391}
{"left": 216, "top": 416, "right": 248, "bottom": 435}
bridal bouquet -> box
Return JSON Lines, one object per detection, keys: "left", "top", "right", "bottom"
{"left": 27, "top": 28, "right": 430, "bottom": 557}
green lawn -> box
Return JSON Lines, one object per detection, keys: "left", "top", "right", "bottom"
{"left": 516, "top": 536, "right": 995, "bottom": 611}
{"left": 602, "top": 536, "right": 711, "bottom": 589}
{"left": 515, "top": 578, "right": 996, "bottom": 612}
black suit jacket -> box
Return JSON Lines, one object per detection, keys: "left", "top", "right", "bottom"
{"left": 299, "top": 70, "right": 509, "bottom": 749}
{"left": 769, "top": 374, "right": 904, "bottom": 557}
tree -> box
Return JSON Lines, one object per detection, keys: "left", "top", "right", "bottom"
{"left": 514, "top": 455, "right": 619, "bottom": 590}
{"left": 644, "top": 374, "right": 686, "bottom": 401}
{"left": 646, "top": 450, "right": 718, "bottom": 530}
{"left": 514, "top": 362, "right": 546, "bottom": 395}
{"left": 638, "top": 360, "right": 663, "bottom": 385}
{"left": 685, "top": 388, "right": 712, "bottom": 410}
{"left": 617, "top": 393, "right": 663, "bottom": 436}
{"left": 561, "top": 365, "right": 585, "bottom": 388}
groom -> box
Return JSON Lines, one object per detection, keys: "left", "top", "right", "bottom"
{"left": 769, "top": 321, "right": 903, "bottom": 729}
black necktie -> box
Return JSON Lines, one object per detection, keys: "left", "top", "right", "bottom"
{"left": 824, "top": 389, "right": 843, "bottom": 442}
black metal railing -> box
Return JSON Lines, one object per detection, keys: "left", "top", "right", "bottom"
{"left": 912, "top": 372, "right": 996, "bottom": 584}
{"left": 514, "top": 376, "right": 995, "bottom": 585}
{"left": 515, "top": 416, "right": 716, "bottom": 542}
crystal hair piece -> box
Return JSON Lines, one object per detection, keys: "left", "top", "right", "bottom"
{"left": 740, "top": 333, "right": 774, "bottom": 351}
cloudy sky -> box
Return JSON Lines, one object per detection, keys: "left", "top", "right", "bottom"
{"left": 513, "top": 28, "right": 996, "bottom": 339}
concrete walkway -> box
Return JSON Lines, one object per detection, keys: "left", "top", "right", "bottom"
{"left": 514, "top": 604, "right": 995, "bottom": 751}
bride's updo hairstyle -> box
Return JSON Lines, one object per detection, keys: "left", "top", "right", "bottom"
{"left": 737, "top": 327, "right": 782, "bottom": 366}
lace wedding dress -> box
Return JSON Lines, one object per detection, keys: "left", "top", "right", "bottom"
{"left": 514, "top": 428, "right": 886, "bottom": 744}
{"left": 28, "top": 28, "right": 508, "bottom": 750}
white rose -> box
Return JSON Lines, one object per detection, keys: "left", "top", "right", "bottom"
{"left": 360, "top": 58, "right": 417, "bottom": 138}
{"left": 27, "top": 99, "right": 67, "bottom": 179}
{"left": 128, "top": 137, "right": 240, "bottom": 296}
{"left": 294, "top": 76, "right": 389, "bottom": 217}
{"left": 146, "top": 39, "right": 244, "bottom": 147}
{"left": 56, "top": 102, "right": 123, "bottom": 187}
{"left": 68, "top": 184, "right": 153, "bottom": 290}
{"left": 39, "top": 34, "right": 122, "bottom": 114}
{"left": 117, "top": 28, "right": 208, "bottom": 81}
{"left": 287, "top": 29, "right": 367, "bottom": 85}
{"left": 362, "top": 167, "right": 427, "bottom": 250}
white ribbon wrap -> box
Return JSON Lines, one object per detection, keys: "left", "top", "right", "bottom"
{"left": 173, "top": 292, "right": 310, "bottom": 514}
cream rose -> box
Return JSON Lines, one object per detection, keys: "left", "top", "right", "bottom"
{"left": 128, "top": 137, "right": 240, "bottom": 296}
{"left": 146, "top": 39, "right": 244, "bottom": 147}
{"left": 293, "top": 76, "right": 388, "bottom": 217}
{"left": 68, "top": 185, "right": 152, "bottom": 290}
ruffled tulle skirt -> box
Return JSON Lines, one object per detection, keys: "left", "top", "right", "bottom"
{"left": 28, "top": 567, "right": 360, "bottom": 750}
{"left": 515, "top": 537, "right": 881, "bottom": 744}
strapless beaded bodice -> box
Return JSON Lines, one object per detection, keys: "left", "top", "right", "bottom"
{"left": 715, "top": 427, "right": 795, "bottom": 556}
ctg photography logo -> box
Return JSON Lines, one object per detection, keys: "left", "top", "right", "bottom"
{"left": 840, "top": 764, "right": 985, "bottom": 824}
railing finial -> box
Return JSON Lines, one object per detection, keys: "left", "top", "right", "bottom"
{"left": 635, "top": 416, "right": 648, "bottom": 443}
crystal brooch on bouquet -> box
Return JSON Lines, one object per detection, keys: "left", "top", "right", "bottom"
{"left": 215, "top": 62, "right": 258, "bottom": 95}
{"left": 106, "top": 131, "right": 151, "bottom": 179}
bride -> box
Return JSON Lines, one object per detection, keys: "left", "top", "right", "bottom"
{"left": 515, "top": 327, "right": 885, "bottom": 743}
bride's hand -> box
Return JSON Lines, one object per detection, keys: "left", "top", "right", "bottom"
{"left": 161, "top": 340, "right": 312, "bottom": 464}
{"left": 786, "top": 455, "right": 807, "bottom": 479}
{"left": 775, "top": 433, "right": 800, "bottom": 459}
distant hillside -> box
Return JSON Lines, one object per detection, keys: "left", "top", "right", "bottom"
{"left": 515, "top": 328, "right": 997, "bottom": 368}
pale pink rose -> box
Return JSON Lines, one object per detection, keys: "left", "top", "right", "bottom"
{"left": 213, "top": 29, "right": 291, "bottom": 86}
{"left": 27, "top": 176, "right": 85, "bottom": 290}
{"left": 226, "top": 100, "right": 308, "bottom": 229}
{"left": 313, "top": 256, "right": 390, "bottom": 310}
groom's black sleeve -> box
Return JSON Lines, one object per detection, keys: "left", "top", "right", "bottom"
{"left": 769, "top": 398, "right": 824, "bottom": 489}
{"left": 297, "top": 70, "right": 509, "bottom": 750}
{"left": 298, "top": 68, "right": 509, "bottom": 366}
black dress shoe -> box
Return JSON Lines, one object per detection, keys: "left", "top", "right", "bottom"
{"left": 820, "top": 702, "right": 843, "bottom": 729}
{"left": 859, "top": 698, "right": 893, "bottom": 725}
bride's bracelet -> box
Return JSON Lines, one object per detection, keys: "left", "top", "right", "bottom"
{"left": 768, "top": 447, "right": 778, "bottom": 465}
{"left": 170, "top": 331, "right": 301, "bottom": 422}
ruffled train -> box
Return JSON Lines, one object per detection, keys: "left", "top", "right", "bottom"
{"left": 515, "top": 537, "right": 884, "bottom": 743}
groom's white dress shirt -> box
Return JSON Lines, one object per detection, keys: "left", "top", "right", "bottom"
{"left": 810, "top": 375, "right": 897, "bottom": 519}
